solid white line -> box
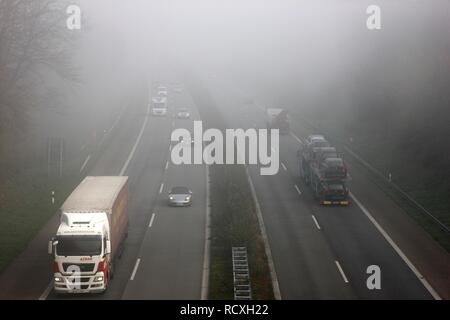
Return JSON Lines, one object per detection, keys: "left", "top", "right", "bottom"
{"left": 350, "top": 192, "right": 441, "bottom": 299}
{"left": 201, "top": 165, "right": 211, "bottom": 300}
{"left": 79, "top": 155, "right": 91, "bottom": 173}
{"left": 294, "top": 184, "right": 302, "bottom": 195}
{"left": 148, "top": 213, "right": 156, "bottom": 228}
{"left": 335, "top": 261, "right": 349, "bottom": 283}
{"left": 281, "top": 163, "right": 287, "bottom": 171}
{"left": 130, "top": 258, "right": 141, "bottom": 281}
{"left": 38, "top": 281, "right": 53, "bottom": 300}
{"left": 119, "top": 105, "right": 150, "bottom": 176}
{"left": 246, "top": 167, "right": 282, "bottom": 299}
{"left": 311, "top": 215, "right": 321, "bottom": 230}
{"left": 159, "top": 183, "right": 164, "bottom": 194}
{"left": 165, "top": 161, "right": 169, "bottom": 170}
{"left": 290, "top": 132, "right": 304, "bottom": 144}
{"left": 271, "top": 147, "right": 276, "bottom": 153}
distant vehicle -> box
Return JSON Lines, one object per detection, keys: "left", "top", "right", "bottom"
{"left": 314, "top": 147, "right": 338, "bottom": 164}
{"left": 48, "top": 176, "right": 129, "bottom": 293}
{"left": 156, "top": 86, "right": 168, "bottom": 97}
{"left": 173, "top": 83, "right": 183, "bottom": 93}
{"left": 298, "top": 136, "right": 349, "bottom": 205}
{"left": 168, "top": 186, "right": 192, "bottom": 206}
{"left": 305, "top": 135, "right": 328, "bottom": 147}
{"left": 176, "top": 108, "right": 190, "bottom": 119}
{"left": 320, "top": 158, "right": 348, "bottom": 179}
{"left": 151, "top": 96, "right": 168, "bottom": 116}
{"left": 266, "top": 108, "right": 290, "bottom": 135}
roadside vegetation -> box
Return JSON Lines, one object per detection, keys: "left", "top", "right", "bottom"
{"left": 188, "top": 79, "right": 274, "bottom": 299}
{"left": 0, "top": 0, "right": 136, "bottom": 272}
{"left": 254, "top": 10, "right": 450, "bottom": 252}
{"left": 0, "top": 0, "right": 80, "bottom": 272}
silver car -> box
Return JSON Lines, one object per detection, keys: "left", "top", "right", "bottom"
{"left": 176, "top": 108, "right": 190, "bottom": 119}
{"left": 168, "top": 186, "right": 192, "bottom": 206}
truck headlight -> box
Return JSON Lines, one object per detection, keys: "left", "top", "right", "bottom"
{"left": 94, "top": 276, "right": 104, "bottom": 282}
{"left": 54, "top": 277, "right": 63, "bottom": 283}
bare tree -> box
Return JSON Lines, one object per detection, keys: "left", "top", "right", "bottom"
{"left": 0, "top": 0, "right": 78, "bottom": 132}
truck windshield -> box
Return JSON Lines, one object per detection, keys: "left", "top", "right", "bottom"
{"left": 153, "top": 102, "right": 166, "bottom": 109}
{"left": 56, "top": 235, "right": 102, "bottom": 256}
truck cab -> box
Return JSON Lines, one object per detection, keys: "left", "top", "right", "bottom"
{"left": 49, "top": 212, "right": 112, "bottom": 293}
{"left": 48, "top": 176, "right": 128, "bottom": 294}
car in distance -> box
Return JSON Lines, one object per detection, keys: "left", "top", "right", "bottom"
{"left": 176, "top": 108, "right": 191, "bottom": 119}
{"left": 168, "top": 186, "right": 192, "bottom": 206}
{"left": 151, "top": 96, "right": 168, "bottom": 116}
{"left": 156, "top": 86, "right": 168, "bottom": 97}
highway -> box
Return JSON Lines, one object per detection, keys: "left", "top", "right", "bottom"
{"left": 201, "top": 78, "right": 449, "bottom": 299}
{"left": 0, "top": 80, "right": 208, "bottom": 300}
{"left": 0, "top": 77, "right": 448, "bottom": 300}
{"left": 121, "top": 85, "right": 207, "bottom": 299}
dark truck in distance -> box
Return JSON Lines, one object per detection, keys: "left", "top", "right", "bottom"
{"left": 266, "top": 108, "right": 290, "bottom": 135}
{"left": 298, "top": 135, "right": 349, "bottom": 205}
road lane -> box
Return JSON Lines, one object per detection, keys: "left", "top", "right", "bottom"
{"left": 0, "top": 95, "right": 149, "bottom": 300}
{"left": 122, "top": 86, "right": 207, "bottom": 299}
{"left": 203, "top": 79, "right": 438, "bottom": 299}
{"left": 48, "top": 84, "right": 174, "bottom": 299}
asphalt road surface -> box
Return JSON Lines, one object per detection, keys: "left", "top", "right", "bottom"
{"left": 202, "top": 78, "right": 449, "bottom": 300}
{"left": 0, "top": 81, "right": 208, "bottom": 300}
{"left": 0, "top": 77, "right": 448, "bottom": 300}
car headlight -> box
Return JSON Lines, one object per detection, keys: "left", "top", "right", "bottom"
{"left": 169, "top": 196, "right": 174, "bottom": 200}
{"left": 185, "top": 196, "right": 191, "bottom": 201}
{"left": 54, "top": 277, "right": 63, "bottom": 283}
{"left": 94, "top": 276, "right": 104, "bottom": 282}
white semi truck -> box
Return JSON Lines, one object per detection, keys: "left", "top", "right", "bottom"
{"left": 48, "top": 176, "right": 129, "bottom": 294}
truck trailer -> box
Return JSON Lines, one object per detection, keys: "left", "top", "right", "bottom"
{"left": 48, "top": 176, "right": 129, "bottom": 293}
{"left": 298, "top": 136, "right": 349, "bottom": 205}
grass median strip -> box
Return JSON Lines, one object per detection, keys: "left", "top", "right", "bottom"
{"left": 188, "top": 79, "right": 274, "bottom": 300}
